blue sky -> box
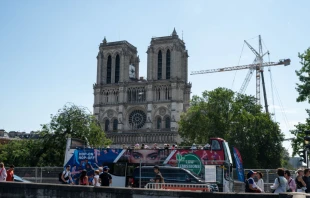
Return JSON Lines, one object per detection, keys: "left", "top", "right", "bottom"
{"left": 0, "top": 0, "right": 309, "bottom": 153}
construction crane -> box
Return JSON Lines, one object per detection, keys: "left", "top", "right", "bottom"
{"left": 191, "top": 35, "right": 291, "bottom": 114}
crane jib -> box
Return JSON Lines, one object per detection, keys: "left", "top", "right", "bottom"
{"left": 190, "top": 59, "right": 290, "bottom": 75}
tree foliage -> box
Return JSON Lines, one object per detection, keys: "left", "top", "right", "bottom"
{"left": 290, "top": 110, "right": 310, "bottom": 156}
{"left": 0, "top": 137, "right": 64, "bottom": 167}
{"left": 0, "top": 139, "right": 40, "bottom": 166}
{"left": 42, "top": 104, "right": 111, "bottom": 148}
{"left": 38, "top": 104, "right": 112, "bottom": 166}
{"left": 0, "top": 104, "right": 111, "bottom": 167}
{"left": 178, "top": 87, "right": 285, "bottom": 168}
{"left": 290, "top": 48, "right": 310, "bottom": 156}
{"left": 296, "top": 47, "right": 310, "bottom": 103}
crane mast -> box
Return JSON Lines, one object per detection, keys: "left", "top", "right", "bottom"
{"left": 244, "top": 35, "right": 265, "bottom": 106}
{"left": 191, "top": 35, "right": 291, "bottom": 113}
{"left": 239, "top": 58, "right": 257, "bottom": 94}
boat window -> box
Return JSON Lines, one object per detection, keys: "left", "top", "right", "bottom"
{"left": 211, "top": 140, "right": 221, "bottom": 150}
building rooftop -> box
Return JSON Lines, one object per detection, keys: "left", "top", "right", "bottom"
{"left": 100, "top": 39, "right": 137, "bottom": 51}
{"left": 151, "top": 28, "right": 185, "bottom": 45}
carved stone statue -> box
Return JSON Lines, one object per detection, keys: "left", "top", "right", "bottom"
{"left": 99, "top": 108, "right": 105, "bottom": 119}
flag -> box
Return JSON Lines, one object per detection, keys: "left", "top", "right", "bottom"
{"left": 233, "top": 147, "right": 245, "bottom": 182}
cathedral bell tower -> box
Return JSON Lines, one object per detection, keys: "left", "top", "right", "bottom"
{"left": 93, "top": 38, "right": 140, "bottom": 134}
{"left": 96, "top": 37, "right": 140, "bottom": 85}
{"left": 146, "top": 28, "right": 189, "bottom": 82}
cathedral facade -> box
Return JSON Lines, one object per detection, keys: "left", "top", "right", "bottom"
{"left": 93, "top": 29, "right": 191, "bottom": 146}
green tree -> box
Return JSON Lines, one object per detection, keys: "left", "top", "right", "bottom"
{"left": 42, "top": 104, "right": 111, "bottom": 147}
{"left": 178, "top": 87, "right": 285, "bottom": 168}
{"left": 0, "top": 139, "right": 43, "bottom": 167}
{"left": 296, "top": 47, "right": 310, "bottom": 103}
{"left": 0, "top": 104, "right": 111, "bottom": 167}
{"left": 36, "top": 104, "right": 112, "bottom": 166}
{"left": 290, "top": 110, "right": 310, "bottom": 156}
{"left": 290, "top": 48, "right": 310, "bottom": 155}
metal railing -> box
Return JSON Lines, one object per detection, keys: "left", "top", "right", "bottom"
{"left": 232, "top": 169, "right": 297, "bottom": 193}
{"left": 14, "top": 167, "right": 63, "bottom": 183}
{"left": 145, "top": 183, "right": 211, "bottom": 192}
{"left": 232, "top": 169, "right": 296, "bottom": 183}
{"left": 13, "top": 166, "right": 297, "bottom": 193}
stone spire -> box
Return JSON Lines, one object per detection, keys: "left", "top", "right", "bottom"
{"left": 103, "top": 37, "right": 107, "bottom": 44}
{"left": 172, "top": 28, "right": 178, "bottom": 37}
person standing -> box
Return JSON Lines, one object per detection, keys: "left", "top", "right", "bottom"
{"left": 256, "top": 171, "right": 264, "bottom": 192}
{"left": 284, "top": 170, "right": 296, "bottom": 192}
{"left": 61, "top": 165, "right": 74, "bottom": 184}
{"left": 245, "top": 170, "right": 261, "bottom": 193}
{"left": 6, "top": 165, "right": 14, "bottom": 182}
{"left": 98, "top": 167, "right": 103, "bottom": 175}
{"left": 153, "top": 165, "right": 164, "bottom": 189}
{"left": 92, "top": 170, "right": 100, "bottom": 187}
{"left": 152, "top": 143, "right": 159, "bottom": 149}
{"left": 296, "top": 169, "right": 307, "bottom": 192}
{"left": 270, "top": 168, "right": 289, "bottom": 193}
{"left": 79, "top": 170, "right": 89, "bottom": 185}
{"left": 153, "top": 166, "right": 164, "bottom": 183}
{"left": 99, "top": 166, "right": 112, "bottom": 187}
{"left": 303, "top": 168, "right": 310, "bottom": 193}
{"left": 0, "top": 162, "right": 7, "bottom": 182}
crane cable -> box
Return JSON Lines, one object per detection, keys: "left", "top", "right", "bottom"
{"left": 262, "top": 39, "right": 277, "bottom": 121}
{"left": 269, "top": 65, "right": 290, "bottom": 129}
{"left": 267, "top": 53, "right": 276, "bottom": 121}
{"left": 264, "top": 39, "right": 290, "bottom": 138}
{"left": 232, "top": 36, "right": 259, "bottom": 91}
{"left": 232, "top": 42, "right": 245, "bottom": 90}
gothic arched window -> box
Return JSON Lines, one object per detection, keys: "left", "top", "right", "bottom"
{"left": 157, "top": 117, "right": 161, "bottom": 129}
{"left": 166, "top": 50, "right": 170, "bottom": 79}
{"left": 157, "top": 50, "right": 162, "bottom": 80}
{"left": 105, "top": 119, "right": 110, "bottom": 132}
{"left": 157, "top": 88, "right": 160, "bottom": 101}
{"left": 113, "top": 119, "right": 118, "bottom": 131}
{"left": 165, "top": 86, "right": 170, "bottom": 100}
{"left": 105, "top": 92, "right": 109, "bottom": 103}
{"left": 127, "top": 90, "right": 131, "bottom": 102}
{"left": 115, "top": 54, "right": 120, "bottom": 83}
{"left": 107, "top": 55, "right": 112, "bottom": 84}
{"left": 165, "top": 117, "right": 171, "bottom": 129}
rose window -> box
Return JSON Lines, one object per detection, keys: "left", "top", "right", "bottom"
{"left": 129, "top": 110, "right": 146, "bottom": 129}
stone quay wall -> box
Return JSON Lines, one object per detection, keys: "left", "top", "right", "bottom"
{"left": 0, "top": 182, "right": 308, "bottom": 198}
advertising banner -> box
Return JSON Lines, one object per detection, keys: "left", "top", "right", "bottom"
{"left": 232, "top": 147, "right": 245, "bottom": 182}
{"left": 64, "top": 148, "right": 226, "bottom": 184}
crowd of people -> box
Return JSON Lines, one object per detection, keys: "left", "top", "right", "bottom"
{"left": 0, "top": 162, "right": 14, "bottom": 182}
{"left": 4, "top": 159, "right": 310, "bottom": 194}
{"left": 121, "top": 143, "right": 211, "bottom": 150}
{"left": 121, "top": 143, "right": 179, "bottom": 150}
{"left": 245, "top": 168, "right": 310, "bottom": 193}
{"left": 60, "top": 165, "right": 112, "bottom": 187}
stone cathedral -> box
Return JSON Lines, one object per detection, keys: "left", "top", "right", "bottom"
{"left": 93, "top": 29, "right": 191, "bottom": 146}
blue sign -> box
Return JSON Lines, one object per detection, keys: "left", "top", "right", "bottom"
{"left": 233, "top": 147, "right": 245, "bottom": 182}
